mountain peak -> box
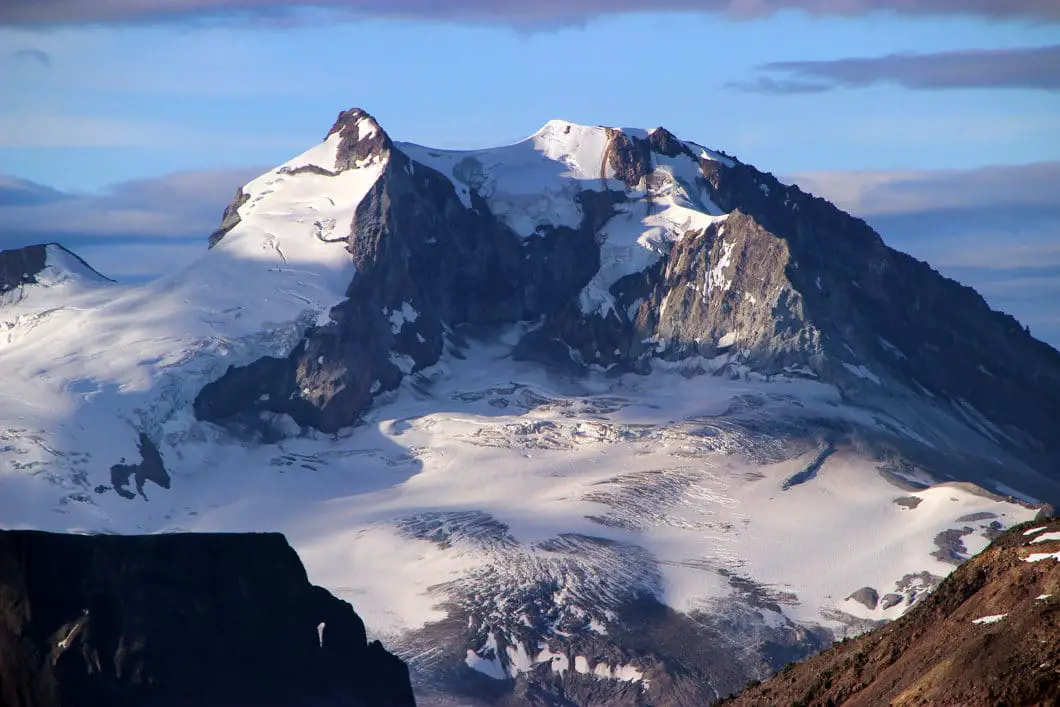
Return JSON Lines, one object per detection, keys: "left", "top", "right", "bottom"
{"left": 324, "top": 107, "right": 393, "bottom": 172}
{"left": 325, "top": 107, "right": 384, "bottom": 141}
{"left": 197, "top": 108, "right": 1060, "bottom": 505}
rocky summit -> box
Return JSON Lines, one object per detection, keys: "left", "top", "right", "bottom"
{"left": 1, "top": 108, "right": 1059, "bottom": 706}
{"left": 0, "top": 530, "right": 416, "bottom": 707}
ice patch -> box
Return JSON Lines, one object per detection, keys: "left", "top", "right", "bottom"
{"left": 465, "top": 650, "right": 507, "bottom": 680}
{"left": 1025, "top": 552, "right": 1060, "bottom": 563}
{"left": 386, "top": 302, "right": 420, "bottom": 335}
{"left": 842, "top": 363, "right": 881, "bottom": 385}
{"left": 390, "top": 353, "right": 416, "bottom": 375}
{"left": 573, "top": 656, "right": 643, "bottom": 682}
{"left": 708, "top": 240, "right": 736, "bottom": 294}
{"left": 535, "top": 645, "right": 570, "bottom": 675}
{"left": 1030, "top": 531, "right": 1060, "bottom": 544}
{"left": 578, "top": 195, "right": 725, "bottom": 318}
{"left": 505, "top": 641, "right": 534, "bottom": 675}
{"left": 972, "top": 613, "right": 1007, "bottom": 625}
{"left": 399, "top": 121, "right": 615, "bottom": 234}
{"left": 878, "top": 338, "right": 906, "bottom": 359}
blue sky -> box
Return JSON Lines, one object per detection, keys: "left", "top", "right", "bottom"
{"left": 0, "top": 1, "right": 1058, "bottom": 344}
{"left": 2, "top": 10, "right": 1058, "bottom": 189}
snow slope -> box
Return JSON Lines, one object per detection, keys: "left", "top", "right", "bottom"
{"left": 0, "top": 333, "right": 1038, "bottom": 686}
{"left": 0, "top": 131, "right": 384, "bottom": 487}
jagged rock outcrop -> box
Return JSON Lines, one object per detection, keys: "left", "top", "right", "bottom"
{"left": 207, "top": 189, "right": 248, "bottom": 248}
{"left": 720, "top": 518, "right": 1060, "bottom": 706}
{"left": 0, "top": 243, "right": 110, "bottom": 296}
{"left": 194, "top": 107, "right": 1060, "bottom": 503}
{"left": 0, "top": 530, "right": 416, "bottom": 707}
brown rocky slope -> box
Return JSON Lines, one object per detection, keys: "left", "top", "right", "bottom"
{"left": 721, "top": 518, "right": 1060, "bottom": 706}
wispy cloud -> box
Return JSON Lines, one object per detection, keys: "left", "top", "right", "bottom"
{"left": 0, "top": 175, "right": 70, "bottom": 206}
{"left": 0, "top": 0, "right": 1055, "bottom": 26}
{"left": 732, "top": 45, "right": 1060, "bottom": 93}
{"left": 10, "top": 48, "right": 51, "bottom": 67}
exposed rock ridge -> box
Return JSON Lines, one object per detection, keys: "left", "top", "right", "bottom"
{"left": 720, "top": 517, "right": 1060, "bottom": 707}
{"left": 0, "top": 529, "right": 417, "bottom": 707}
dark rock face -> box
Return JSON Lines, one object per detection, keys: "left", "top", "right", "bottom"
{"left": 0, "top": 244, "right": 47, "bottom": 295}
{"left": 207, "top": 188, "right": 249, "bottom": 248}
{"left": 194, "top": 108, "right": 1060, "bottom": 501}
{"left": 108, "top": 433, "right": 172, "bottom": 500}
{"left": 721, "top": 518, "right": 1060, "bottom": 707}
{"left": 0, "top": 530, "right": 417, "bottom": 707}
{"left": 604, "top": 128, "right": 653, "bottom": 190}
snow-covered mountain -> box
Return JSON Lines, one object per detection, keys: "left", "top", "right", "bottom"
{"left": 1, "top": 108, "right": 1058, "bottom": 706}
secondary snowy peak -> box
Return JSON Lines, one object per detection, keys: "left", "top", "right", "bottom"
{"left": 0, "top": 243, "right": 111, "bottom": 301}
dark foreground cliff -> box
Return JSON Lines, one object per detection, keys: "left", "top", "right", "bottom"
{"left": 721, "top": 518, "right": 1060, "bottom": 707}
{"left": 0, "top": 530, "right": 416, "bottom": 707}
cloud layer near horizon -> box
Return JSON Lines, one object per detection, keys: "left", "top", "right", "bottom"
{"left": 0, "top": 0, "right": 1055, "bottom": 26}
{"left": 0, "top": 168, "right": 262, "bottom": 280}
{"left": 732, "top": 45, "right": 1060, "bottom": 93}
